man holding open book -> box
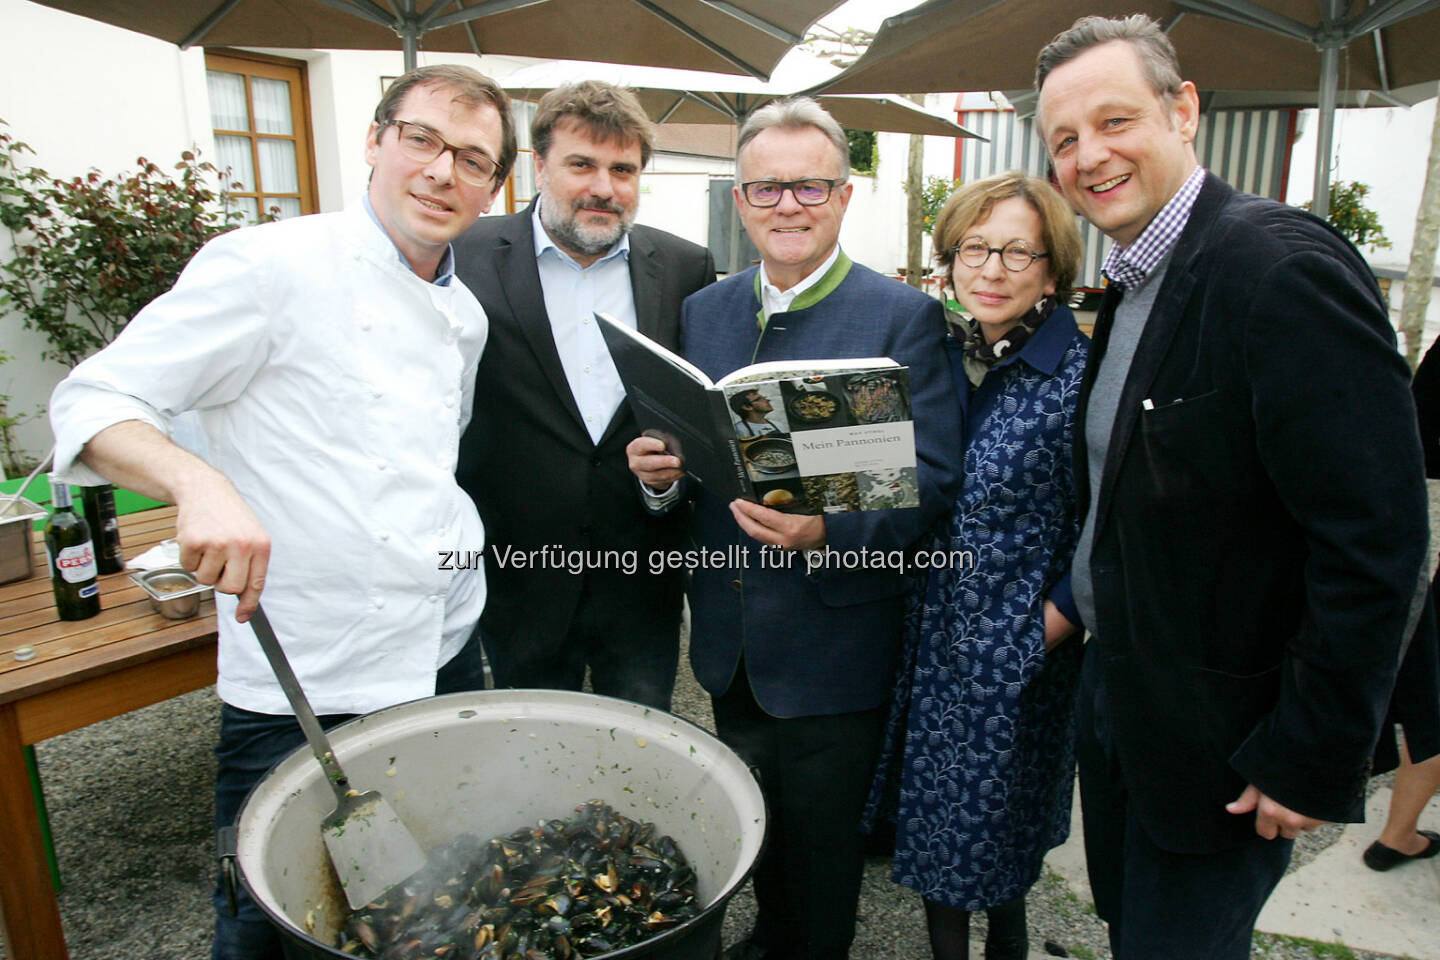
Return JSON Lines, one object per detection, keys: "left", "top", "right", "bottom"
{"left": 627, "top": 97, "right": 962, "bottom": 960}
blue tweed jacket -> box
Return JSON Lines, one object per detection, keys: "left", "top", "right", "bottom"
{"left": 675, "top": 256, "right": 962, "bottom": 718}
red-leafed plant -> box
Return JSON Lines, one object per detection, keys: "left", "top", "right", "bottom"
{"left": 0, "top": 118, "right": 253, "bottom": 367}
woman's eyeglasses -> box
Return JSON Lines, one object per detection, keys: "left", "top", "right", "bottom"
{"left": 952, "top": 238, "right": 1050, "bottom": 273}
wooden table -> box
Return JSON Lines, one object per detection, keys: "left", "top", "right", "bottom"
{"left": 0, "top": 505, "right": 217, "bottom": 960}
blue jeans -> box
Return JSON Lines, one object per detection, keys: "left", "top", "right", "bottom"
{"left": 211, "top": 631, "right": 487, "bottom": 960}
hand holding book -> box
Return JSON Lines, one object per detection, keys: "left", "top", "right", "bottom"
{"left": 729, "top": 499, "right": 826, "bottom": 550}
{"left": 626, "top": 434, "right": 684, "bottom": 491}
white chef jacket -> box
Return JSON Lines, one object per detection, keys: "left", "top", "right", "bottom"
{"left": 50, "top": 202, "right": 488, "bottom": 715}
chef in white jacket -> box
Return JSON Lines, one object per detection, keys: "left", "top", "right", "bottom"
{"left": 48, "top": 64, "right": 516, "bottom": 960}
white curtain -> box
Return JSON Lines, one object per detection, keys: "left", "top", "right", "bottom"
{"left": 207, "top": 70, "right": 247, "bottom": 131}
{"left": 511, "top": 101, "right": 535, "bottom": 151}
{"left": 214, "top": 135, "right": 254, "bottom": 191}
{"left": 257, "top": 139, "right": 299, "bottom": 194}
{"left": 262, "top": 197, "right": 302, "bottom": 220}
{"left": 511, "top": 153, "right": 535, "bottom": 206}
{"left": 510, "top": 102, "right": 537, "bottom": 205}
{"left": 229, "top": 195, "right": 259, "bottom": 224}
{"left": 250, "top": 77, "right": 293, "bottom": 135}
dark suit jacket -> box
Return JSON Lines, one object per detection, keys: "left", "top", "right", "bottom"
{"left": 676, "top": 260, "right": 963, "bottom": 718}
{"left": 1078, "top": 175, "right": 1431, "bottom": 853}
{"left": 453, "top": 209, "right": 715, "bottom": 666}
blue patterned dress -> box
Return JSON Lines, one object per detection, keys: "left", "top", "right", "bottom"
{"left": 864, "top": 305, "right": 1089, "bottom": 910}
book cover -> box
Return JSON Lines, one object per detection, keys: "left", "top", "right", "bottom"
{"left": 598, "top": 314, "right": 919, "bottom": 515}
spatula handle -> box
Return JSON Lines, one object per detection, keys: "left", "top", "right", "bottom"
{"left": 249, "top": 603, "right": 352, "bottom": 806}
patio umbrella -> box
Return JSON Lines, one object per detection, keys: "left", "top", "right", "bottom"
{"left": 811, "top": 0, "right": 1440, "bottom": 217}
{"left": 28, "top": 0, "right": 844, "bottom": 78}
{"left": 498, "top": 57, "right": 987, "bottom": 137}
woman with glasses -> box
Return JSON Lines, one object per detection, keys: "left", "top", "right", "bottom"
{"left": 864, "top": 171, "right": 1089, "bottom": 960}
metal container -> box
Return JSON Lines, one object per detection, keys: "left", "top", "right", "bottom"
{"left": 0, "top": 496, "right": 48, "bottom": 585}
{"left": 234, "top": 690, "right": 766, "bottom": 960}
{"left": 129, "top": 567, "right": 211, "bottom": 619}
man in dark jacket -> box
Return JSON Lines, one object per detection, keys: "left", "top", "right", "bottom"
{"left": 1035, "top": 15, "right": 1434, "bottom": 960}
{"left": 454, "top": 81, "right": 714, "bottom": 710}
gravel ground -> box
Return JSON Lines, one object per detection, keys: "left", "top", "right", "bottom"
{"left": 7, "top": 481, "right": 1437, "bottom": 960}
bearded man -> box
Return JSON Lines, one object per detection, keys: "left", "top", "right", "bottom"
{"left": 453, "top": 81, "right": 714, "bottom": 708}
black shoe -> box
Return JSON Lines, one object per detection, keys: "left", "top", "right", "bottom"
{"left": 1043, "top": 941, "right": 1072, "bottom": 957}
{"left": 1363, "top": 829, "right": 1440, "bottom": 871}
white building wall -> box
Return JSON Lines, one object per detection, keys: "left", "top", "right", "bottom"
{"left": 633, "top": 171, "right": 711, "bottom": 244}
{"left": 0, "top": 1, "right": 214, "bottom": 463}
{"left": 1286, "top": 97, "right": 1440, "bottom": 357}
{"left": 1287, "top": 97, "right": 1437, "bottom": 272}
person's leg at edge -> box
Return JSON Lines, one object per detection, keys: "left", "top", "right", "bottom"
{"left": 1375, "top": 737, "right": 1440, "bottom": 855}
{"left": 712, "top": 663, "right": 887, "bottom": 959}
{"left": 1075, "top": 643, "right": 1291, "bottom": 960}
{"left": 781, "top": 703, "right": 885, "bottom": 959}
{"left": 436, "top": 625, "right": 488, "bottom": 694}
{"left": 475, "top": 620, "right": 588, "bottom": 693}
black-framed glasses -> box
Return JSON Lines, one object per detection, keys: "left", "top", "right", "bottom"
{"left": 952, "top": 238, "right": 1050, "bottom": 272}
{"left": 739, "top": 178, "right": 846, "bottom": 207}
{"left": 382, "top": 119, "right": 498, "bottom": 187}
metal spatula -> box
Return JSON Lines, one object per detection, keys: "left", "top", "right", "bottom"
{"left": 250, "top": 603, "right": 428, "bottom": 909}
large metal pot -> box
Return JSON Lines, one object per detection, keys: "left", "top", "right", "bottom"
{"left": 234, "top": 690, "right": 766, "bottom": 959}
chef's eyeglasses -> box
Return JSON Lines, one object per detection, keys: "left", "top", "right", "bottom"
{"left": 952, "top": 238, "right": 1050, "bottom": 273}
{"left": 739, "top": 178, "right": 847, "bottom": 207}
{"left": 382, "top": 119, "right": 498, "bottom": 187}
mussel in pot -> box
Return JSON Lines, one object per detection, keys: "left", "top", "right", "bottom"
{"left": 336, "top": 801, "right": 699, "bottom": 959}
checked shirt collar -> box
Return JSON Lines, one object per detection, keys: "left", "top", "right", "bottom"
{"left": 1101, "top": 165, "right": 1206, "bottom": 288}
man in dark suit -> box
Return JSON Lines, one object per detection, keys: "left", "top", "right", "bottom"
{"left": 628, "top": 97, "right": 961, "bottom": 960}
{"left": 1034, "top": 15, "right": 1435, "bottom": 959}
{"left": 454, "top": 81, "right": 714, "bottom": 710}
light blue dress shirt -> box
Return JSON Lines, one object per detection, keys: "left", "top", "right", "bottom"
{"left": 532, "top": 202, "right": 638, "bottom": 444}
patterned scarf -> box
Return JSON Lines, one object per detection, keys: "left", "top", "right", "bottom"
{"left": 948, "top": 296, "right": 1058, "bottom": 387}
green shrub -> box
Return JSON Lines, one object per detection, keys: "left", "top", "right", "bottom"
{"left": 0, "top": 118, "right": 251, "bottom": 367}
{"left": 906, "top": 174, "right": 964, "bottom": 233}
{"left": 1304, "top": 180, "right": 1391, "bottom": 251}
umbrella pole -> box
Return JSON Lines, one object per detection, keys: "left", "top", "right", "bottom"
{"left": 728, "top": 116, "right": 744, "bottom": 275}
{"left": 403, "top": 28, "right": 418, "bottom": 71}
{"left": 1311, "top": 41, "right": 1341, "bottom": 220}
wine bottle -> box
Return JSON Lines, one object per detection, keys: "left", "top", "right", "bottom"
{"left": 45, "top": 477, "right": 101, "bottom": 620}
{"left": 81, "top": 483, "right": 124, "bottom": 574}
